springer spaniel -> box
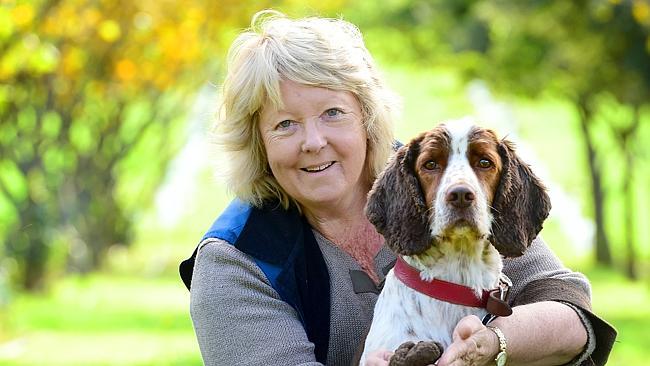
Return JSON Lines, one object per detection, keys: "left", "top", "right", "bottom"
{"left": 360, "top": 119, "right": 551, "bottom": 365}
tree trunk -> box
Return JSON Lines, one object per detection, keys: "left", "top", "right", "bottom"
{"left": 621, "top": 106, "right": 640, "bottom": 280}
{"left": 12, "top": 199, "right": 50, "bottom": 291}
{"left": 577, "top": 97, "right": 612, "bottom": 265}
{"left": 623, "top": 149, "right": 637, "bottom": 279}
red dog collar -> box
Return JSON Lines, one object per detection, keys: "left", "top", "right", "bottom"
{"left": 393, "top": 256, "right": 512, "bottom": 317}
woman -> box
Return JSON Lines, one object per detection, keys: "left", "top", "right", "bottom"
{"left": 180, "top": 10, "right": 615, "bottom": 366}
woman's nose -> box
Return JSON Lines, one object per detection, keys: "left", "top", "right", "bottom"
{"left": 301, "top": 120, "right": 327, "bottom": 153}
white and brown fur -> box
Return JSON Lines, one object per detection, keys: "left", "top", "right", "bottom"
{"left": 360, "top": 118, "right": 551, "bottom": 364}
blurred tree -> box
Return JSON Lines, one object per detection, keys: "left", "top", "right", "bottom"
{"left": 464, "top": 0, "right": 619, "bottom": 264}
{"left": 0, "top": 0, "right": 351, "bottom": 291}
{"left": 467, "top": 0, "right": 650, "bottom": 277}
{"left": 601, "top": 1, "right": 650, "bottom": 280}
{"left": 348, "top": 0, "right": 650, "bottom": 277}
{"left": 0, "top": 0, "right": 274, "bottom": 290}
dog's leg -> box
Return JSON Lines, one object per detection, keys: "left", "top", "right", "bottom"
{"left": 389, "top": 341, "right": 443, "bottom": 366}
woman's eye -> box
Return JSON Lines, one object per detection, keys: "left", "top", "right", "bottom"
{"left": 276, "top": 120, "right": 293, "bottom": 129}
{"left": 324, "top": 108, "right": 342, "bottom": 118}
{"left": 424, "top": 161, "right": 438, "bottom": 170}
{"left": 477, "top": 158, "right": 492, "bottom": 169}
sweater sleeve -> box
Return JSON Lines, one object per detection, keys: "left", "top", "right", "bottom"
{"left": 502, "top": 236, "right": 616, "bottom": 366}
{"left": 502, "top": 236, "right": 591, "bottom": 304}
{"left": 190, "top": 238, "right": 324, "bottom": 366}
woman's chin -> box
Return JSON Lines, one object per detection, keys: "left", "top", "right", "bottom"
{"left": 295, "top": 187, "right": 358, "bottom": 209}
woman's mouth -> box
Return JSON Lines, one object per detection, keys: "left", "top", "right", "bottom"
{"left": 301, "top": 161, "right": 335, "bottom": 172}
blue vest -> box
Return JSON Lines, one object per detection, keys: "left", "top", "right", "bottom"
{"left": 179, "top": 199, "right": 331, "bottom": 363}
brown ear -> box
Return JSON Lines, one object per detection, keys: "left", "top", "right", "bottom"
{"left": 365, "top": 137, "right": 432, "bottom": 255}
{"left": 489, "top": 140, "right": 551, "bottom": 257}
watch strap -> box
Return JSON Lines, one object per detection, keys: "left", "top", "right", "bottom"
{"left": 487, "top": 325, "right": 507, "bottom": 365}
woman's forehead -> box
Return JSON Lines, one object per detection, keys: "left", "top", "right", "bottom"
{"left": 261, "top": 80, "right": 359, "bottom": 115}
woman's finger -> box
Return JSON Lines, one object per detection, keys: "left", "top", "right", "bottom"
{"left": 364, "top": 349, "right": 394, "bottom": 366}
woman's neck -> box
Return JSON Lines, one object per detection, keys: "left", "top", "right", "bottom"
{"left": 302, "top": 194, "right": 385, "bottom": 283}
{"left": 302, "top": 188, "right": 369, "bottom": 243}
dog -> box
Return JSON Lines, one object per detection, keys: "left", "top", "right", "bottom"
{"left": 360, "top": 118, "right": 551, "bottom": 365}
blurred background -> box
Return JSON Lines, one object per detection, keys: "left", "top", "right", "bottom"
{"left": 0, "top": 0, "right": 649, "bottom": 364}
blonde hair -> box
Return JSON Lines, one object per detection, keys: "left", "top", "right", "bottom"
{"left": 214, "top": 10, "right": 398, "bottom": 208}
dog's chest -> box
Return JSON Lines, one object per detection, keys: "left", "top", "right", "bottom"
{"left": 363, "top": 271, "right": 489, "bottom": 355}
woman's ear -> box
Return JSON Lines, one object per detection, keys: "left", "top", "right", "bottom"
{"left": 489, "top": 140, "right": 551, "bottom": 257}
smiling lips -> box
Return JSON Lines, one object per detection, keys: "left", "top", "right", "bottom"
{"left": 301, "top": 161, "right": 335, "bottom": 172}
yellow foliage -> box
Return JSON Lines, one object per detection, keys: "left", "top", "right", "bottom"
{"left": 83, "top": 8, "right": 102, "bottom": 29}
{"left": 87, "top": 80, "right": 106, "bottom": 99}
{"left": 61, "top": 46, "right": 86, "bottom": 77}
{"left": 2, "top": 1, "right": 316, "bottom": 94}
{"left": 10, "top": 3, "right": 34, "bottom": 28}
{"left": 133, "top": 11, "right": 153, "bottom": 31}
{"left": 282, "top": 0, "right": 349, "bottom": 15}
{"left": 0, "top": 57, "right": 15, "bottom": 80}
{"left": 45, "top": 3, "right": 82, "bottom": 39}
{"left": 153, "top": 72, "right": 171, "bottom": 90}
{"left": 633, "top": 0, "right": 650, "bottom": 25}
{"left": 185, "top": 6, "right": 205, "bottom": 24}
{"left": 98, "top": 19, "right": 121, "bottom": 42}
{"left": 115, "top": 59, "right": 136, "bottom": 82}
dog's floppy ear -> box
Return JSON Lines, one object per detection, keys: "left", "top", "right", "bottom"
{"left": 490, "top": 140, "right": 551, "bottom": 257}
{"left": 366, "top": 137, "right": 431, "bottom": 255}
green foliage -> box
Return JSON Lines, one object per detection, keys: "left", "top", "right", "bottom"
{"left": 355, "top": 0, "right": 650, "bottom": 276}
{"left": 0, "top": 0, "right": 359, "bottom": 292}
{"left": 0, "top": 0, "right": 267, "bottom": 290}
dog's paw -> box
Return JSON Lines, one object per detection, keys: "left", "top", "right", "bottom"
{"left": 388, "top": 341, "right": 443, "bottom": 366}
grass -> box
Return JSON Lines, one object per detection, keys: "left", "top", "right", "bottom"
{"left": 0, "top": 265, "right": 647, "bottom": 365}
{"left": 587, "top": 267, "right": 650, "bottom": 365}
{"left": 0, "top": 274, "right": 202, "bottom": 366}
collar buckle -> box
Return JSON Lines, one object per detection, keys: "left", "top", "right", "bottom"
{"left": 497, "top": 273, "right": 512, "bottom": 301}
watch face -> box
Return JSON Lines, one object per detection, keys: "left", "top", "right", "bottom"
{"left": 496, "top": 351, "right": 507, "bottom": 366}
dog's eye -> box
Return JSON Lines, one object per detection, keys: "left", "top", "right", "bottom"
{"left": 477, "top": 159, "right": 492, "bottom": 169}
{"left": 423, "top": 160, "right": 439, "bottom": 170}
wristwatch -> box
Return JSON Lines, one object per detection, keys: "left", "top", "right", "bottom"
{"left": 486, "top": 325, "right": 507, "bottom": 366}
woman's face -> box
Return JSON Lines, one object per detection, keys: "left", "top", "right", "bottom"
{"left": 259, "top": 80, "right": 369, "bottom": 211}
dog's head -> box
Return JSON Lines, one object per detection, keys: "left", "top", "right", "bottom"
{"left": 365, "top": 119, "right": 551, "bottom": 257}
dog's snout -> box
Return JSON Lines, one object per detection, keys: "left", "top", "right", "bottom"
{"left": 445, "top": 185, "right": 475, "bottom": 209}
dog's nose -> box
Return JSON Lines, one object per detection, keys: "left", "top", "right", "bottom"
{"left": 446, "top": 185, "right": 475, "bottom": 208}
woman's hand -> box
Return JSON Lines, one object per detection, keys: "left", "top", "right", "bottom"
{"left": 364, "top": 349, "right": 393, "bottom": 366}
{"left": 436, "top": 315, "right": 498, "bottom": 366}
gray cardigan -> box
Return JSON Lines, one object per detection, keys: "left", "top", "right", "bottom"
{"left": 190, "top": 234, "right": 596, "bottom": 366}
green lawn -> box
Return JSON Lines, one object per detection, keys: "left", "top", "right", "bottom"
{"left": 587, "top": 267, "right": 650, "bottom": 365}
{"left": 0, "top": 274, "right": 201, "bottom": 366}
{"left": 0, "top": 266, "right": 647, "bottom": 365}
